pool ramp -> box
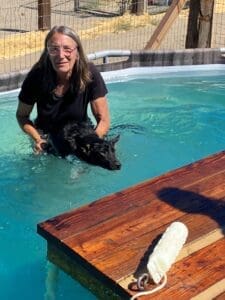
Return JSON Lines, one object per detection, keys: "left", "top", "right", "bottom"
{"left": 37, "top": 150, "right": 225, "bottom": 299}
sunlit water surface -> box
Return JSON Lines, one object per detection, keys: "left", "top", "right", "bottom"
{"left": 1, "top": 67, "right": 225, "bottom": 299}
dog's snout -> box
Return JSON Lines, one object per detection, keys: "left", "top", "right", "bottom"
{"left": 110, "top": 160, "right": 121, "bottom": 170}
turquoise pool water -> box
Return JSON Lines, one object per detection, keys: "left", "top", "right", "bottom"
{"left": 1, "top": 66, "right": 225, "bottom": 299}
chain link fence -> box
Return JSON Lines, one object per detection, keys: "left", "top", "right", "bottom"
{"left": 0, "top": 0, "right": 224, "bottom": 74}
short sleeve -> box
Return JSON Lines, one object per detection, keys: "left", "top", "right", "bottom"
{"left": 18, "top": 68, "right": 42, "bottom": 105}
{"left": 88, "top": 63, "right": 108, "bottom": 101}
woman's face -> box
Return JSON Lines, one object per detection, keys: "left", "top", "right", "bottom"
{"left": 47, "top": 32, "right": 78, "bottom": 78}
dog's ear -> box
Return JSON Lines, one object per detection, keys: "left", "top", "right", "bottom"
{"left": 110, "top": 135, "right": 120, "bottom": 145}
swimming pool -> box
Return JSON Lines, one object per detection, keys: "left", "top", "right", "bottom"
{"left": 1, "top": 65, "right": 225, "bottom": 299}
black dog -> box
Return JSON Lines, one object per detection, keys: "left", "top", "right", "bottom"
{"left": 43, "top": 122, "right": 121, "bottom": 170}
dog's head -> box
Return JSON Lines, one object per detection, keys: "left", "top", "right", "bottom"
{"left": 74, "top": 134, "right": 121, "bottom": 170}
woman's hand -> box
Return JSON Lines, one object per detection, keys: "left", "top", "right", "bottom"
{"left": 33, "top": 138, "right": 48, "bottom": 155}
{"left": 16, "top": 100, "right": 48, "bottom": 154}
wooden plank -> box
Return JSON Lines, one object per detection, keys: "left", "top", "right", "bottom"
{"left": 144, "top": 0, "right": 186, "bottom": 49}
{"left": 191, "top": 279, "right": 225, "bottom": 300}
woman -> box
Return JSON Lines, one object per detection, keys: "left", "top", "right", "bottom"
{"left": 16, "top": 25, "right": 110, "bottom": 154}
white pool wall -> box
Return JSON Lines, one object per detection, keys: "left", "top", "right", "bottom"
{"left": 102, "top": 64, "right": 225, "bottom": 83}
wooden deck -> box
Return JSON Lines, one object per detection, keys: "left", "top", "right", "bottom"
{"left": 37, "top": 150, "right": 225, "bottom": 299}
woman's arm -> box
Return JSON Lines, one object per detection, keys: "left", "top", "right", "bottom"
{"left": 16, "top": 100, "right": 46, "bottom": 153}
{"left": 90, "top": 96, "right": 110, "bottom": 138}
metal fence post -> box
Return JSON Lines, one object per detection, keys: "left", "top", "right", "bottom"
{"left": 38, "top": 0, "right": 51, "bottom": 31}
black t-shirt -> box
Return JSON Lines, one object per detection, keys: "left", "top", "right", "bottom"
{"left": 18, "top": 63, "right": 108, "bottom": 133}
